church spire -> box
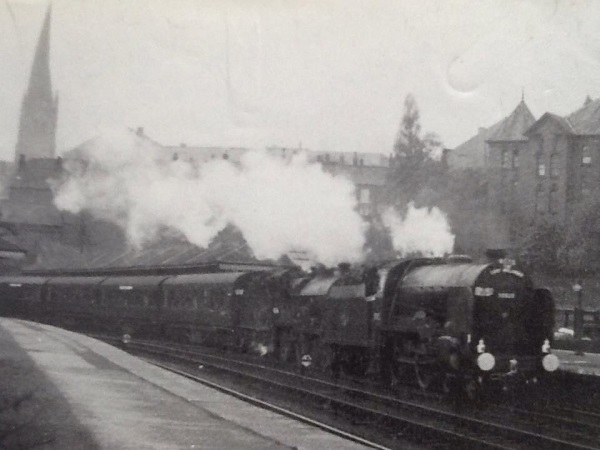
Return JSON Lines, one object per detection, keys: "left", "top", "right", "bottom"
{"left": 28, "top": 5, "right": 53, "bottom": 100}
{"left": 15, "top": 4, "right": 58, "bottom": 161}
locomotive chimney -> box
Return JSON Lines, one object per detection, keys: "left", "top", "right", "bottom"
{"left": 337, "top": 262, "right": 351, "bottom": 273}
{"left": 485, "top": 248, "right": 507, "bottom": 262}
{"left": 310, "top": 264, "right": 328, "bottom": 276}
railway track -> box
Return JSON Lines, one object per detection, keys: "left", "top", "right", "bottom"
{"left": 94, "top": 334, "right": 600, "bottom": 450}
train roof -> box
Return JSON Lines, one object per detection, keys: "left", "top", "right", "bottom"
{"left": 162, "top": 272, "right": 250, "bottom": 286}
{"left": 47, "top": 276, "right": 107, "bottom": 286}
{"left": 0, "top": 275, "right": 52, "bottom": 286}
{"left": 22, "top": 261, "right": 287, "bottom": 277}
{"left": 100, "top": 275, "right": 170, "bottom": 288}
{"left": 401, "top": 263, "right": 490, "bottom": 288}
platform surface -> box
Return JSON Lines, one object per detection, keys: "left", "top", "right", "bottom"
{"left": 0, "top": 319, "right": 372, "bottom": 450}
{"left": 556, "top": 349, "right": 600, "bottom": 376}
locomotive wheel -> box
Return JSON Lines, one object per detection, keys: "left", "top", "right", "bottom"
{"left": 390, "top": 341, "right": 410, "bottom": 387}
{"left": 381, "top": 338, "right": 410, "bottom": 387}
{"left": 339, "top": 349, "right": 366, "bottom": 377}
{"left": 442, "top": 372, "right": 461, "bottom": 397}
{"left": 351, "top": 351, "right": 370, "bottom": 377}
{"left": 315, "top": 344, "right": 334, "bottom": 372}
{"left": 414, "top": 356, "right": 438, "bottom": 390}
{"left": 279, "top": 340, "right": 295, "bottom": 363}
{"left": 464, "top": 378, "right": 482, "bottom": 402}
{"left": 120, "top": 324, "right": 135, "bottom": 338}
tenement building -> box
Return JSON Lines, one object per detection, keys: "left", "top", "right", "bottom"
{"left": 162, "top": 142, "right": 390, "bottom": 219}
{"left": 452, "top": 96, "right": 600, "bottom": 233}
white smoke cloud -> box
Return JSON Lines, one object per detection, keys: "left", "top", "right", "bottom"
{"left": 382, "top": 202, "right": 454, "bottom": 256}
{"left": 54, "top": 130, "right": 367, "bottom": 265}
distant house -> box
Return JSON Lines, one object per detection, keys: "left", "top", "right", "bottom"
{"left": 448, "top": 100, "right": 536, "bottom": 171}
{"left": 520, "top": 97, "right": 600, "bottom": 224}
{"left": 485, "top": 100, "right": 537, "bottom": 224}
{"left": 453, "top": 96, "right": 600, "bottom": 238}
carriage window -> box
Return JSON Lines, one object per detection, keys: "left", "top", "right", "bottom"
{"left": 128, "top": 295, "right": 143, "bottom": 308}
{"left": 204, "top": 288, "right": 213, "bottom": 308}
{"left": 186, "top": 296, "right": 194, "bottom": 310}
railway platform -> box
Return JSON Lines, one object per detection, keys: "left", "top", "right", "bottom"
{"left": 555, "top": 349, "right": 600, "bottom": 376}
{"left": 0, "top": 318, "right": 371, "bottom": 450}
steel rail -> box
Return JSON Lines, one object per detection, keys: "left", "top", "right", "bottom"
{"left": 113, "top": 338, "right": 599, "bottom": 450}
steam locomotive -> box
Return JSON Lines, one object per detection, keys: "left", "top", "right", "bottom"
{"left": 0, "top": 253, "right": 559, "bottom": 395}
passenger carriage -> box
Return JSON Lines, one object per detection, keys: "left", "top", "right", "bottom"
{"left": 161, "top": 271, "right": 255, "bottom": 347}
{"left": 0, "top": 276, "right": 51, "bottom": 320}
{"left": 96, "top": 275, "right": 168, "bottom": 336}
{"left": 44, "top": 276, "right": 106, "bottom": 330}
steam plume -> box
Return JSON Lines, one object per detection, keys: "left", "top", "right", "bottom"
{"left": 382, "top": 202, "right": 454, "bottom": 256}
{"left": 54, "top": 130, "right": 367, "bottom": 265}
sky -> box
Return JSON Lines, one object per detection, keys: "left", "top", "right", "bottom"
{"left": 2, "top": 0, "right": 600, "bottom": 162}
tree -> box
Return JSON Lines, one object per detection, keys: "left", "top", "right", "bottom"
{"left": 515, "top": 218, "right": 566, "bottom": 273}
{"left": 557, "top": 195, "right": 600, "bottom": 273}
{"left": 386, "top": 94, "right": 444, "bottom": 209}
{"left": 442, "top": 168, "right": 490, "bottom": 257}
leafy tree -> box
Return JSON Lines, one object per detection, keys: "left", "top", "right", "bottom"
{"left": 515, "top": 218, "right": 566, "bottom": 273}
{"left": 442, "top": 168, "right": 489, "bottom": 257}
{"left": 363, "top": 215, "right": 395, "bottom": 261}
{"left": 557, "top": 195, "right": 600, "bottom": 273}
{"left": 386, "top": 94, "right": 444, "bottom": 209}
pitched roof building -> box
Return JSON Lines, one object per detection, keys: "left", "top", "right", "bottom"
{"left": 452, "top": 95, "right": 600, "bottom": 250}
{"left": 448, "top": 100, "right": 535, "bottom": 170}
{"left": 449, "top": 95, "right": 600, "bottom": 250}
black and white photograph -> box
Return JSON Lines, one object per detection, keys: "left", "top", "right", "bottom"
{"left": 0, "top": 1, "right": 599, "bottom": 448}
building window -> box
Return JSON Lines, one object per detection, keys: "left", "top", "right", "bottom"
{"left": 536, "top": 154, "right": 546, "bottom": 177}
{"left": 501, "top": 148, "right": 510, "bottom": 169}
{"left": 359, "top": 187, "right": 370, "bottom": 204}
{"left": 549, "top": 153, "right": 559, "bottom": 177}
{"left": 512, "top": 148, "right": 519, "bottom": 169}
{"left": 549, "top": 185, "right": 558, "bottom": 213}
{"left": 535, "top": 185, "right": 545, "bottom": 213}
{"left": 582, "top": 145, "right": 592, "bottom": 165}
{"left": 358, "top": 203, "right": 371, "bottom": 216}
